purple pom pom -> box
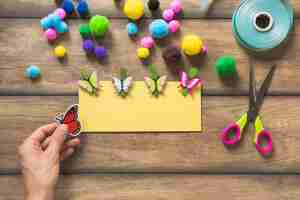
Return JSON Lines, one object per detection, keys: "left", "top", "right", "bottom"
{"left": 94, "top": 46, "right": 107, "bottom": 60}
{"left": 82, "top": 40, "right": 94, "bottom": 54}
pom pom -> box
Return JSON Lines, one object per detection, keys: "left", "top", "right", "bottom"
{"left": 51, "top": 14, "right": 63, "bottom": 29}
{"left": 54, "top": 8, "right": 66, "bottom": 20}
{"left": 77, "top": 0, "right": 90, "bottom": 17}
{"left": 55, "top": 21, "right": 69, "bottom": 34}
{"left": 170, "top": 0, "right": 182, "bottom": 14}
{"left": 54, "top": 45, "right": 67, "bottom": 58}
{"left": 41, "top": 14, "right": 62, "bottom": 30}
{"left": 147, "top": 0, "right": 160, "bottom": 11}
{"left": 44, "top": 28, "right": 57, "bottom": 41}
{"left": 123, "top": 0, "right": 144, "bottom": 20}
{"left": 215, "top": 56, "right": 237, "bottom": 77}
{"left": 140, "top": 36, "right": 155, "bottom": 48}
{"left": 162, "top": 45, "right": 181, "bottom": 63}
{"left": 26, "top": 65, "right": 41, "bottom": 79}
{"left": 82, "top": 39, "right": 94, "bottom": 54}
{"left": 188, "top": 67, "right": 200, "bottom": 79}
{"left": 181, "top": 34, "right": 203, "bottom": 56}
{"left": 40, "top": 16, "right": 52, "bottom": 30}
{"left": 89, "top": 15, "right": 110, "bottom": 38}
{"left": 163, "top": 9, "right": 175, "bottom": 22}
{"left": 94, "top": 46, "right": 107, "bottom": 60}
{"left": 168, "top": 20, "right": 180, "bottom": 33}
{"left": 61, "top": 0, "right": 75, "bottom": 15}
{"left": 79, "top": 24, "right": 92, "bottom": 38}
{"left": 137, "top": 47, "right": 150, "bottom": 59}
{"left": 149, "top": 19, "right": 169, "bottom": 39}
{"left": 126, "top": 22, "right": 139, "bottom": 36}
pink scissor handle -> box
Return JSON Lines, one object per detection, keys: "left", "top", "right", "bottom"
{"left": 254, "top": 117, "right": 273, "bottom": 157}
{"left": 255, "top": 130, "right": 273, "bottom": 156}
{"left": 220, "top": 113, "right": 248, "bottom": 146}
{"left": 220, "top": 123, "right": 242, "bottom": 146}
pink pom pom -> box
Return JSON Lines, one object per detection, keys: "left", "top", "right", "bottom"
{"left": 140, "top": 36, "right": 155, "bottom": 49}
{"left": 54, "top": 8, "right": 66, "bottom": 20}
{"left": 168, "top": 20, "right": 180, "bottom": 33}
{"left": 170, "top": 0, "right": 182, "bottom": 14}
{"left": 202, "top": 45, "right": 208, "bottom": 54}
{"left": 44, "top": 28, "right": 57, "bottom": 41}
{"left": 163, "top": 9, "right": 175, "bottom": 22}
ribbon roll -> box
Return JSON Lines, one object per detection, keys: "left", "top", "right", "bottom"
{"left": 232, "top": 0, "right": 294, "bottom": 52}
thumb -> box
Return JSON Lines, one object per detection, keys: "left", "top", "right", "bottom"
{"left": 46, "top": 124, "right": 68, "bottom": 154}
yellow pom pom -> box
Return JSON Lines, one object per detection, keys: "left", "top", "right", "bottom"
{"left": 123, "top": 0, "right": 144, "bottom": 20}
{"left": 137, "top": 47, "right": 150, "bottom": 59}
{"left": 54, "top": 45, "right": 67, "bottom": 58}
{"left": 181, "top": 35, "right": 203, "bottom": 56}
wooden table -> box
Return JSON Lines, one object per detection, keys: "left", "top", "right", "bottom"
{"left": 1, "top": 0, "right": 300, "bottom": 199}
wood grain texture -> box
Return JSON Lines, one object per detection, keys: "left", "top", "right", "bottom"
{"left": 0, "top": 0, "right": 245, "bottom": 19}
{"left": 1, "top": 0, "right": 300, "bottom": 197}
{"left": 2, "top": 174, "right": 300, "bottom": 200}
{"left": 1, "top": 96, "right": 300, "bottom": 173}
{"left": 1, "top": 0, "right": 300, "bottom": 19}
{"left": 1, "top": 19, "right": 300, "bottom": 95}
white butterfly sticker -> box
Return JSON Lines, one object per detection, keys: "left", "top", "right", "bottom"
{"left": 112, "top": 76, "right": 133, "bottom": 97}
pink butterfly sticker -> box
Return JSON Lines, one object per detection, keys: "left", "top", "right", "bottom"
{"left": 179, "top": 71, "right": 202, "bottom": 96}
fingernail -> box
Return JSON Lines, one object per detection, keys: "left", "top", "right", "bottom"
{"left": 60, "top": 124, "right": 68, "bottom": 132}
{"left": 74, "top": 138, "right": 81, "bottom": 145}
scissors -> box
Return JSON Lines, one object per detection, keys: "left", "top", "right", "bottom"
{"left": 220, "top": 61, "right": 276, "bottom": 157}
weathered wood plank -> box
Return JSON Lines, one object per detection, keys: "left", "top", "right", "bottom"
{"left": 1, "top": 96, "right": 300, "bottom": 173}
{"left": 1, "top": 19, "right": 300, "bottom": 95}
{"left": 2, "top": 174, "right": 300, "bottom": 200}
{"left": 0, "top": 0, "right": 240, "bottom": 19}
{"left": 1, "top": 0, "right": 300, "bottom": 19}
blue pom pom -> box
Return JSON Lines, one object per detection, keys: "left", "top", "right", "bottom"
{"left": 149, "top": 19, "right": 169, "bottom": 39}
{"left": 55, "top": 21, "right": 69, "bottom": 33}
{"left": 50, "top": 14, "right": 63, "bottom": 28}
{"left": 41, "top": 14, "right": 63, "bottom": 30}
{"left": 127, "top": 22, "right": 138, "bottom": 36}
{"left": 26, "top": 65, "right": 41, "bottom": 79}
{"left": 61, "top": 0, "right": 75, "bottom": 15}
{"left": 40, "top": 17, "right": 52, "bottom": 29}
{"left": 77, "top": 0, "right": 89, "bottom": 16}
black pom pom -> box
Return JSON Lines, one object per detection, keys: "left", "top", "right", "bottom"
{"left": 162, "top": 45, "right": 182, "bottom": 63}
{"left": 147, "top": 0, "right": 160, "bottom": 11}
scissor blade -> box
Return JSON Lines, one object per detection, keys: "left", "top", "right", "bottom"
{"left": 248, "top": 59, "right": 257, "bottom": 122}
{"left": 252, "top": 65, "right": 276, "bottom": 120}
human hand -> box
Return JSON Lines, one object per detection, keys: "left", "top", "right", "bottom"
{"left": 19, "top": 123, "right": 80, "bottom": 200}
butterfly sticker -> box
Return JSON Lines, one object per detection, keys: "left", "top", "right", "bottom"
{"left": 179, "top": 70, "right": 202, "bottom": 96}
{"left": 55, "top": 104, "right": 81, "bottom": 137}
{"left": 144, "top": 75, "right": 167, "bottom": 97}
{"left": 112, "top": 68, "right": 133, "bottom": 97}
{"left": 112, "top": 76, "right": 133, "bottom": 97}
{"left": 78, "top": 70, "right": 99, "bottom": 95}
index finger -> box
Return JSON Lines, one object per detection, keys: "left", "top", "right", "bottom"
{"left": 29, "top": 123, "right": 58, "bottom": 142}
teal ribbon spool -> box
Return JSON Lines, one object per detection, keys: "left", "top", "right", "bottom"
{"left": 232, "top": 0, "right": 294, "bottom": 52}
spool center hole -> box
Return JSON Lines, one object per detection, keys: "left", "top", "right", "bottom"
{"left": 255, "top": 13, "right": 270, "bottom": 29}
{"left": 253, "top": 12, "right": 273, "bottom": 32}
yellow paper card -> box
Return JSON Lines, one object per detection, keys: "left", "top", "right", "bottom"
{"left": 79, "top": 81, "right": 202, "bottom": 133}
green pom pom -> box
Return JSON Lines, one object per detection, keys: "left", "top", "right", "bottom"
{"left": 188, "top": 67, "right": 200, "bottom": 79}
{"left": 79, "top": 24, "right": 92, "bottom": 39}
{"left": 89, "top": 15, "right": 110, "bottom": 38}
{"left": 215, "top": 56, "right": 237, "bottom": 77}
